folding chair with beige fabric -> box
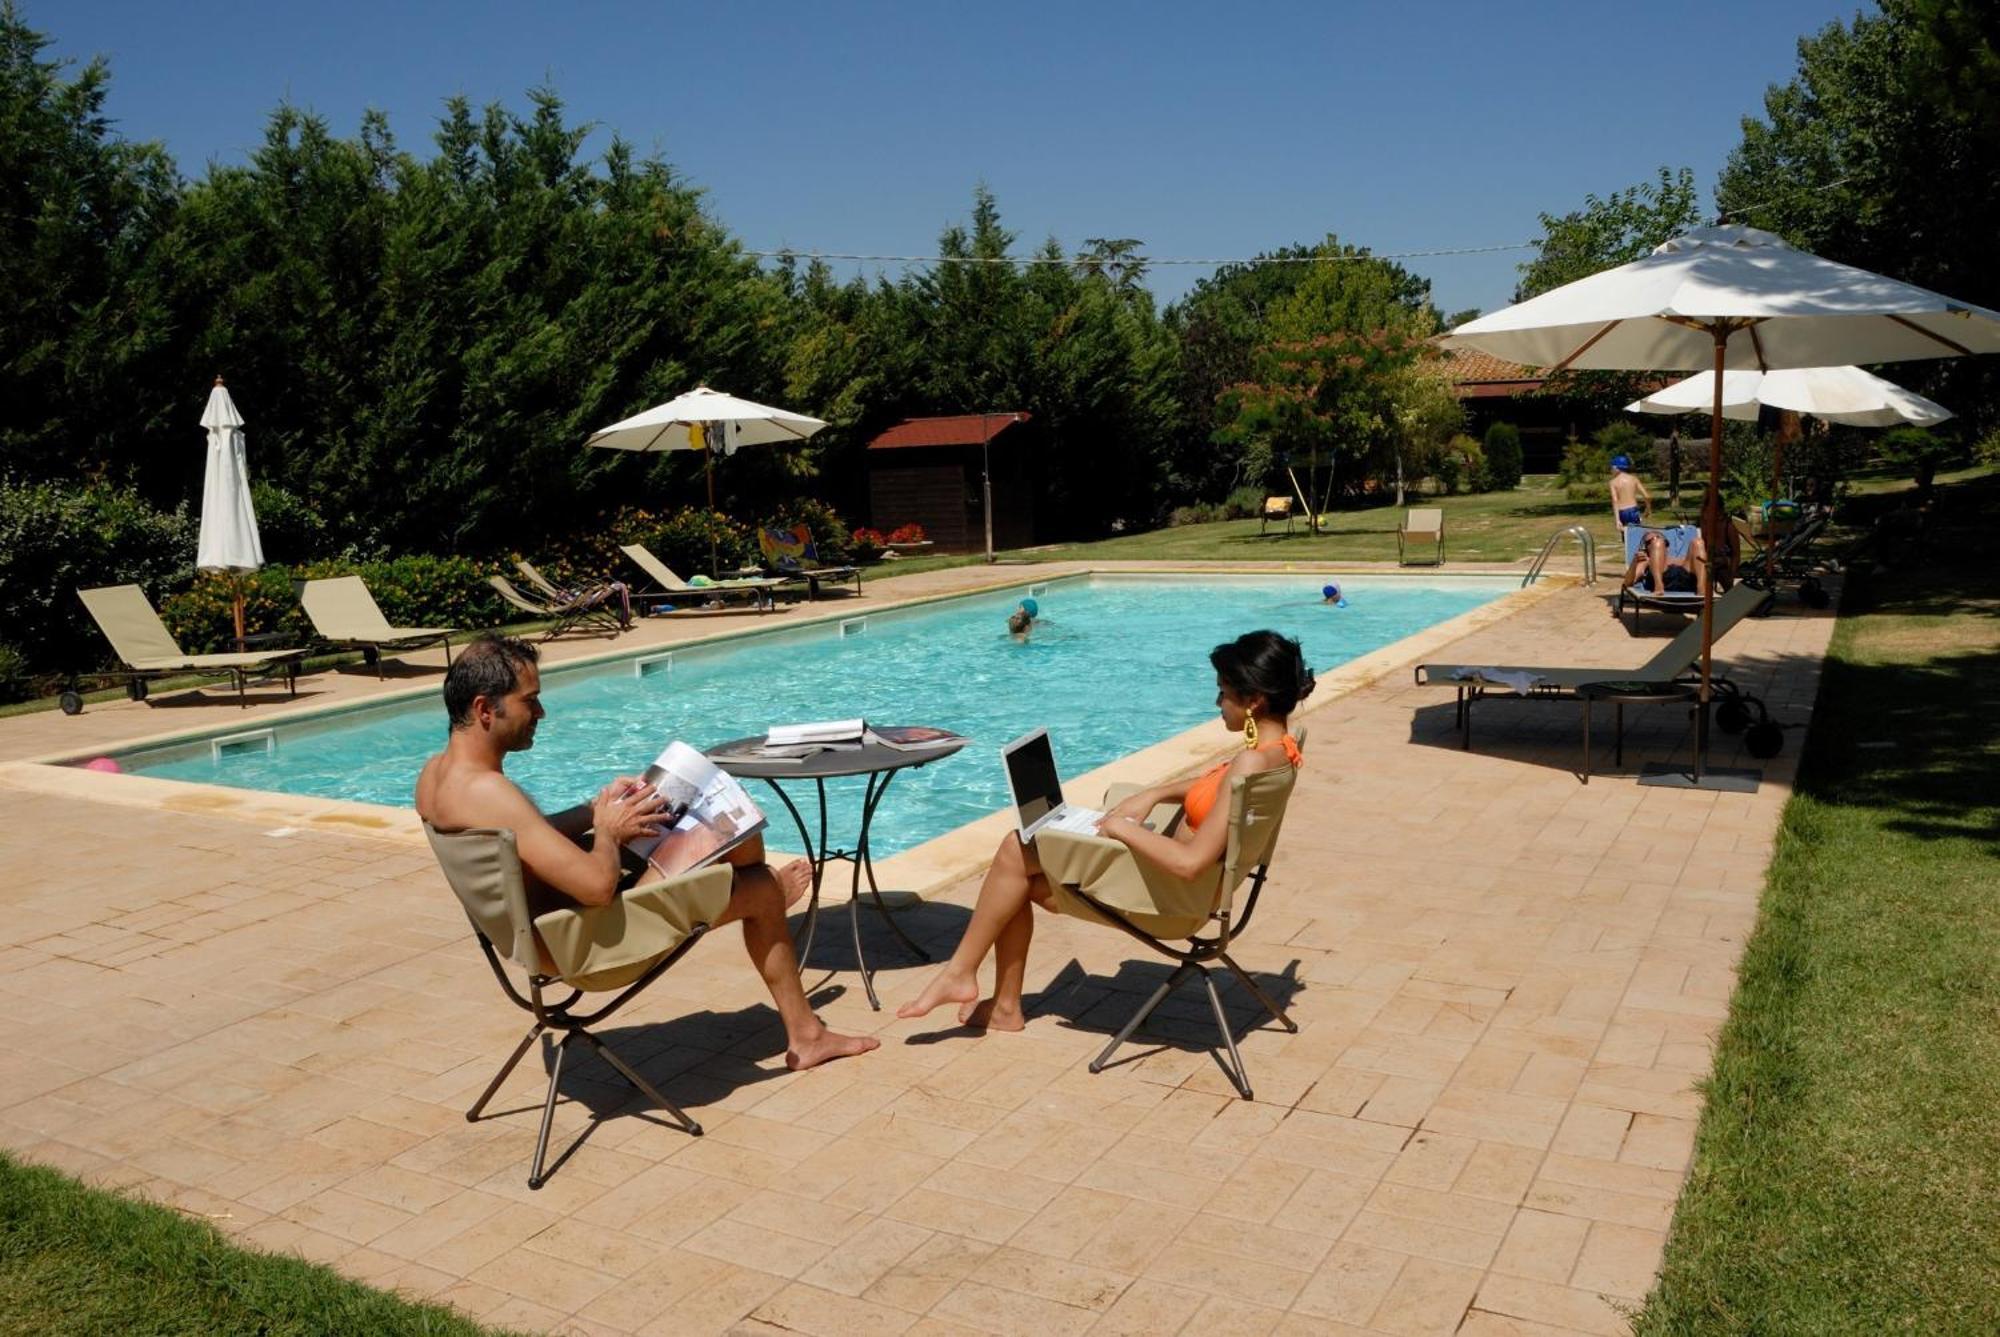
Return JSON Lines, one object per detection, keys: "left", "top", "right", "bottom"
{"left": 1397, "top": 507, "right": 1445, "bottom": 565}
{"left": 617, "top": 543, "right": 785, "bottom": 613}
{"left": 1260, "top": 496, "right": 1295, "bottom": 535}
{"left": 64, "top": 584, "right": 305, "bottom": 715}
{"left": 425, "top": 822, "right": 734, "bottom": 1188}
{"left": 486, "top": 574, "right": 622, "bottom": 640}
{"left": 297, "top": 575, "right": 455, "bottom": 678}
{"left": 1033, "top": 731, "right": 1306, "bottom": 1100}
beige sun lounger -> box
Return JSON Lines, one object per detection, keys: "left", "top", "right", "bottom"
{"left": 1414, "top": 581, "right": 1771, "bottom": 749}
{"left": 486, "top": 575, "right": 622, "bottom": 640}
{"left": 297, "top": 576, "right": 454, "bottom": 679}
{"left": 70, "top": 584, "right": 306, "bottom": 714}
{"left": 617, "top": 543, "right": 784, "bottom": 611}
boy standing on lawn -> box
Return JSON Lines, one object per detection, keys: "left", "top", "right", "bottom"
{"left": 1609, "top": 454, "right": 1651, "bottom": 534}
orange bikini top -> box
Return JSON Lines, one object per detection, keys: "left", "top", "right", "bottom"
{"left": 1183, "top": 734, "right": 1303, "bottom": 830}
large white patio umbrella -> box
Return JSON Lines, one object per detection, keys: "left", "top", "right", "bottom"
{"left": 195, "top": 377, "right": 265, "bottom": 645}
{"left": 1448, "top": 225, "right": 2000, "bottom": 785}
{"left": 585, "top": 386, "right": 827, "bottom": 574}
{"left": 1627, "top": 365, "right": 1953, "bottom": 427}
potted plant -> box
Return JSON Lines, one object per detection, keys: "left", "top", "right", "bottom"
{"left": 885, "top": 523, "right": 932, "bottom": 554}
{"left": 850, "top": 527, "right": 887, "bottom": 563}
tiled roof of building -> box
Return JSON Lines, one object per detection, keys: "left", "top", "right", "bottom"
{"left": 868, "top": 412, "right": 1030, "bottom": 450}
{"left": 1440, "top": 345, "right": 1548, "bottom": 397}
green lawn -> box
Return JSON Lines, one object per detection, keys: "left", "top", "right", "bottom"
{"left": 1635, "top": 470, "right": 2000, "bottom": 1332}
{"left": 0, "top": 1153, "right": 509, "bottom": 1336}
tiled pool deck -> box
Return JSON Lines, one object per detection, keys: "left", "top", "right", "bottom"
{"left": 0, "top": 560, "right": 1833, "bottom": 1335}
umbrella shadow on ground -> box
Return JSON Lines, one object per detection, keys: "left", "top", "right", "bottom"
{"left": 481, "top": 982, "right": 851, "bottom": 1182}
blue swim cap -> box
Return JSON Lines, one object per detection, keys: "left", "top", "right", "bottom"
{"left": 1611, "top": 454, "right": 1631, "bottom": 471}
{"left": 1322, "top": 583, "right": 1339, "bottom": 599}
{"left": 1021, "top": 598, "right": 1039, "bottom": 618}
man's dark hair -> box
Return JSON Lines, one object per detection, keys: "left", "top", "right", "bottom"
{"left": 444, "top": 634, "right": 541, "bottom": 728}
{"left": 1210, "top": 630, "right": 1316, "bottom": 716}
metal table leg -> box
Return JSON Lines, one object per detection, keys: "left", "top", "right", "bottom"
{"left": 1614, "top": 701, "right": 1626, "bottom": 768}
{"left": 761, "top": 778, "right": 823, "bottom": 971}
{"left": 1581, "top": 697, "right": 1591, "bottom": 784}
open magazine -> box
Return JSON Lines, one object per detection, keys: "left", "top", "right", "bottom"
{"left": 708, "top": 721, "right": 965, "bottom": 763}
{"left": 624, "top": 741, "right": 767, "bottom": 878}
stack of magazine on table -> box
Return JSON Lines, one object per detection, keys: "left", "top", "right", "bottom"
{"left": 709, "top": 719, "right": 963, "bottom": 764}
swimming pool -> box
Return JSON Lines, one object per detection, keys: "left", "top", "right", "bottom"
{"left": 113, "top": 574, "right": 1508, "bottom": 856}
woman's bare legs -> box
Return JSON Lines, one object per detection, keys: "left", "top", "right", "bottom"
{"left": 958, "top": 900, "right": 1032, "bottom": 1031}
{"left": 898, "top": 834, "right": 1050, "bottom": 1024}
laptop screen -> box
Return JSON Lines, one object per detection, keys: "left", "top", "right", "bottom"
{"left": 1002, "top": 730, "right": 1064, "bottom": 829}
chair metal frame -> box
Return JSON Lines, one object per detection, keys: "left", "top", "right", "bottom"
{"left": 1071, "top": 859, "right": 1296, "bottom": 1100}
{"left": 462, "top": 915, "right": 713, "bottom": 1189}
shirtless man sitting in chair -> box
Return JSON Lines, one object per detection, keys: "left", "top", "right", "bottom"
{"left": 1625, "top": 528, "right": 1710, "bottom": 597}
{"left": 415, "top": 634, "right": 877, "bottom": 1071}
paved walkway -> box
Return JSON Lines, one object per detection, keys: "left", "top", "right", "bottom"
{"left": 0, "top": 566, "right": 1834, "bottom": 1335}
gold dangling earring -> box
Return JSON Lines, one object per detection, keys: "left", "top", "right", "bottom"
{"left": 1243, "top": 714, "right": 1259, "bottom": 749}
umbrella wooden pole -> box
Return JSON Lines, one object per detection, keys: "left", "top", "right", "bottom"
{"left": 705, "top": 448, "right": 717, "bottom": 577}
{"left": 1696, "top": 331, "right": 1728, "bottom": 782}
{"left": 231, "top": 576, "right": 246, "bottom": 651}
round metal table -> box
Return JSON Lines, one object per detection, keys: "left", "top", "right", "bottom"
{"left": 1578, "top": 680, "right": 1699, "bottom": 783}
{"left": 707, "top": 732, "right": 967, "bottom": 1009}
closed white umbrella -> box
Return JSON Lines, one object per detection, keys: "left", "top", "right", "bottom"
{"left": 1448, "top": 225, "right": 2000, "bottom": 787}
{"left": 586, "top": 386, "right": 827, "bottom": 574}
{"left": 195, "top": 376, "right": 264, "bottom": 645}
{"left": 1628, "top": 365, "right": 1953, "bottom": 428}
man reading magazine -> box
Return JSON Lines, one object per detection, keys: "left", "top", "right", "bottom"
{"left": 414, "top": 634, "right": 877, "bottom": 1071}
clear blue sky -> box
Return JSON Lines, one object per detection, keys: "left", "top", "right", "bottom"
{"left": 42, "top": 0, "right": 1868, "bottom": 316}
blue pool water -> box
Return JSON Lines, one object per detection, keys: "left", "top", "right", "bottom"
{"left": 119, "top": 575, "right": 1505, "bottom": 856}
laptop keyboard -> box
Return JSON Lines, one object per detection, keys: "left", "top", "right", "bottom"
{"left": 1042, "top": 807, "right": 1104, "bottom": 834}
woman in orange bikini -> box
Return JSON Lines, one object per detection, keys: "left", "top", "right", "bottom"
{"left": 898, "top": 630, "right": 1313, "bottom": 1031}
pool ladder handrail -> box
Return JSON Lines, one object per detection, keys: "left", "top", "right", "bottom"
{"left": 1523, "top": 525, "right": 1597, "bottom": 587}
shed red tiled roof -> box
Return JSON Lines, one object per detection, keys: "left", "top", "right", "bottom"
{"left": 868, "top": 412, "right": 1030, "bottom": 449}
{"left": 1440, "top": 345, "right": 1548, "bottom": 398}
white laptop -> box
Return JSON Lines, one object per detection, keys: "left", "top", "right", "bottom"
{"left": 1001, "top": 728, "right": 1103, "bottom": 839}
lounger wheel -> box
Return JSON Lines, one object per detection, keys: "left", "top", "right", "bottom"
{"left": 361, "top": 645, "right": 380, "bottom": 667}
{"left": 1715, "top": 698, "right": 1751, "bottom": 734}
{"left": 1746, "top": 720, "right": 1784, "bottom": 759}
{"left": 127, "top": 677, "right": 148, "bottom": 702}
{"left": 59, "top": 690, "right": 84, "bottom": 716}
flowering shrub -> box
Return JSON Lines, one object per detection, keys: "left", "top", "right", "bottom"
{"left": 886, "top": 523, "right": 927, "bottom": 544}
{"left": 160, "top": 556, "right": 505, "bottom": 654}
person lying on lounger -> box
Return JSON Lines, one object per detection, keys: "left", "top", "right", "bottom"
{"left": 415, "top": 634, "right": 877, "bottom": 1071}
{"left": 1624, "top": 529, "right": 1710, "bottom": 597}
{"left": 897, "top": 630, "right": 1311, "bottom": 1032}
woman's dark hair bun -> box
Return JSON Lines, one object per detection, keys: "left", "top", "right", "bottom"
{"left": 1210, "top": 630, "right": 1315, "bottom": 716}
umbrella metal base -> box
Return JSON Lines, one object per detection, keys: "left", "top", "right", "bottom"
{"left": 1638, "top": 762, "right": 1762, "bottom": 793}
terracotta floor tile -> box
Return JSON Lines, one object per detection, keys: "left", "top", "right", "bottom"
{"left": 0, "top": 574, "right": 1841, "bottom": 1334}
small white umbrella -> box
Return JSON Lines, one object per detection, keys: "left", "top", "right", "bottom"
{"left": 1627, "top": 365, "right": 1954, "bottom": 427}
{"left": 195, "top": 376, "right": 264, "bottom": 645}
{"left": 1449, "top": 225, "right": 2000, "bottom": 785}
{"left": 586, "top": 386, "right": 827, "bottom": 574}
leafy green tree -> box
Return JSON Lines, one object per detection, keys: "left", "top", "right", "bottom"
{"left": 1483, "top": 421, "right": 1524, "bottom": 490}
{"left": 1515, "top": 167, "right": 1701, "bottom": 301}
{"left": 1877, "top": 426, "right": 1958, "bottom": 497}
{"left": 1718, "top": 1, "right": 2000, "bottom": 433}
{"left": 0, "top": 2, "right": 181, "bottom": 489}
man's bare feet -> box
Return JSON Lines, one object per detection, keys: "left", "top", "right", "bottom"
{"left": 955, "top": 997, "right": 1026, "bottom": 1031}
{"left": 775, "top": 858, "right": 813, "bottom": 910}
{"left": 896, "top": 970, "right": 979, "bottom": 1020}
{"left": 785, "top": 1026, "right": 880, "bottom": 1071}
